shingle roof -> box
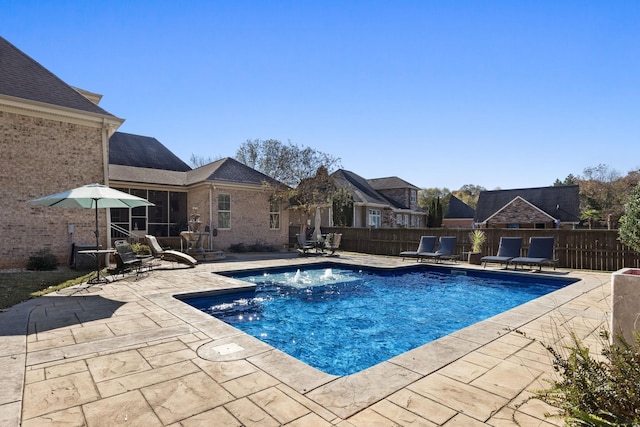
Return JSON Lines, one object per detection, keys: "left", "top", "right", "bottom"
{"left": 187, "top": 157, "right": 283, "bottom": 187}
{"left": 474, "top": 185, "right": 580, "bottom": 223}
{"left": 445, "top": 195, "right": 475, "bottom": 219}
{"left": 0, "top": 36, "right": 115, "bottom": 116}
{"left": 368, "top": 176, "right": 420, "bottom": 191}
{"left": 332, "top": 169, "right": 396, "bottom": 206}
{"left": 109, "top": 132, "right": 191, "bottom": 172}
{"left": 109, "top": 164, "right": 187, "bottom": 186}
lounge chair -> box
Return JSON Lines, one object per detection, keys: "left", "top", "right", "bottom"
{"left": 296, "top": 233, "right": 316, "bottom": 255}
{"left": 323, "top": 233, "right": 342, "bottom": 256}
{"left": 400, "top": 236, "right": 436, "bottom": 261}
{"left": 145, "top": 235, "right": 197, "bottom": 267}
{"left": 481, "top": 237, "right": 523, "bottom": 269}
{"left": 418, "top": 236, "right": 458, "bottom": 263}
{"left": 112, "top": 240, "right": 153, "bottom": 279}
{"left": 511, "top": 237, "right": 555, "bottom": 271}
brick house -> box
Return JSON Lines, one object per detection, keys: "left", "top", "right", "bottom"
{"left": 109, "top": 132, "right": 289, "bottom": 251}
{"left": 330, "top": 169, "right": 427, "bottom": 228}
{"left": 0, "top": 37, "right": 288, "bottom": 268}
{"left": 474, "top": 185, "right": 580, "bottom": 229}
{"left": 442, "top": 195, "right": 475, "bottom": 228}
{"left": 0, "top": 36, "right": 124, "bottom": 269}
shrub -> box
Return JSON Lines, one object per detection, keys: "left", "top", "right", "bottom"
{"left": 469, "top": 229, "right": 486, "bottom": 253}
{"left": 228, "top": 242, "right": 278, "bottom": 253}
{"left": 26, "top": 248, "right": 59, "bottom": 271}
{"left": 530, "top": 329, "right": 640, "bottom": 426}
{"left": 619, "top": 182, "right": 640, "bottom": 253}
{"left": 131, "top": 243, "right": 151, "bottom": 256}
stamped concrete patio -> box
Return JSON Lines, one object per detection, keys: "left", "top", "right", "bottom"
{"left": 0, "top": 252, "right": 611, "bottom": 426}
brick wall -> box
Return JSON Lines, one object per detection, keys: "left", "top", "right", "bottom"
{"left": 0, "top": 111, "right": 105, "bottom": 268}
{"left": 185, "top": 185, "right": 290, "bottom": 251}
{"left": 487, "top": 198, "right": 554, "bottom": 228}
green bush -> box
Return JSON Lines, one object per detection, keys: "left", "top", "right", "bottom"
{"left": 228, "top": 242, "right": 278, "bottom": 253}
{"left": 26, "top": 248, "right": 59, "bottom": 271}
{"left": 131, "top": 243, "right": 151, "bottom": 256}
{"left": 531, "top": 329, "right": 640, "bottom": 426}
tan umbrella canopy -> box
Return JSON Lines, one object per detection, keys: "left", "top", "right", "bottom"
{"left": 28, "top": 183, "right": 154, "bottom": 283}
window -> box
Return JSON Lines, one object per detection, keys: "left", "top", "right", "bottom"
{"left": 218, "top": 194, "right": 231, "bottom": 229}
{"left": 110, "top": 188, "right": 188, "bottom": 237}
{"left": 269, "top": 200, "right": 280, "bottom": 229}
{"left": 410, "top": 190, "right": 417, "bottom": 204}
{"left": 368, "top": 209, "right": 381, "bottom": 228}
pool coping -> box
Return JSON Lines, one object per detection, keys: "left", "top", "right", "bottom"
{"left": 148, "top": 258, "right": 605, "bottom": 419}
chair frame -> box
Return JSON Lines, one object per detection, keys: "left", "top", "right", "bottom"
{"left": 417, "top": 236, "right": 458, "bottom": 263}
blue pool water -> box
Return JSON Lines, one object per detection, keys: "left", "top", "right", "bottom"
{"left": 181, "top": 264, "right": 576, "bottom": 376}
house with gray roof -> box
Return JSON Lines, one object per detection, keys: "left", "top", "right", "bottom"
{"left": 109, "top": 132, "right": 288, "bottom": 251}
{"left": 0, "top": 36, "right": 288, "bottom": 268}
{"left": 1, "top": 36, "right": 123, "bottom": 268}
{"left": 474, "top": 185, "right": 580, "bottom": 229}
{"left": 331, "top": 170, "right": 427, "bottom": 228}
{"left": 442, "top": 195, "right": 475, "bottom": 228}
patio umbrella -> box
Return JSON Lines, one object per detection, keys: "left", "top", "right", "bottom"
{"left": 27, "top": 183, "right": 154, "bottom": 283}
{"left": 314, "top": 206, "right": 322, "bottom": 241}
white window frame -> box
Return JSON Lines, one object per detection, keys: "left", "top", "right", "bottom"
{"left": 269, "top": 200, "right": 280, "bottom": 229}
{"left": 217, "top": 194, "right": 231, "bottom": 229}
{"left": 368, "top": 209, "right": 381, "bottom": 228}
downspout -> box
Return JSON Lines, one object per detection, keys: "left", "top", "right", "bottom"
{"left": 101, "top": 119, "right": 112, "bottom": 263}
{"left": 209, "top": 183, "right": 213, "bottom": 250}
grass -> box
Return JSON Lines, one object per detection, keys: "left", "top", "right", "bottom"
{"left": 0, "top": 269, "right": 94, "bottom": 310}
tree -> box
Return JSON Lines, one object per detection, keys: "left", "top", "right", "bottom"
{"left": 235, "top": 139, "right": 341, "bottom": 187}
{"left": 332, "top": 188, "right": 354, "bottom": 227}
{"left": 427, "top": 197, "right": 443, "bottom": 227}
{"left": 619, "top": 182, "right": 640, "bottom": 253}
{"left": 418, "top": 187, "right": 450, "bottom": 211}
{"left": 578, "top": 164, "right": 624, "bottom": 228}
{"left": 553, "top": 174, "right": 578, "bottom": 186}
{"left": 271, "top": 165, "right": 338, "bottom": 233}
{"left": 452, "top": 184, "right": 486, "bottom": 209}
{"left": 189, "top": 153, "right": 220, "bottom": 168}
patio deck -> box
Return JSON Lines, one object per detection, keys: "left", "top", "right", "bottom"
{"left": 0, "top": 252, "right": 611, "bottom": 426}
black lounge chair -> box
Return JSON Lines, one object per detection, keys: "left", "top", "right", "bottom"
{"left": 400, "top": 236, "right": 436, "bottom": 261}
{"left": 481, "top": 237, "right": 523, "bottom": 268}
{"left": 146, "top": 235, "right": 197, "bottom": 267}
{"left": 111, "top": 240, "right": 153, "bottom": 279}
{"left": 511, "top": 237, "right": 556, "bottom": 271}
{"left": 418, "top": 236, "right": 458, "bottom": 263}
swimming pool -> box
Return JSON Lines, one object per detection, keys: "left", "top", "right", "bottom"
{"left": 181, "top": 264, "right": 577, "bottom": 376}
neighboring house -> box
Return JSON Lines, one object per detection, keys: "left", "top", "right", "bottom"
{"left": 442, "top": 195, "right": 475, "bottom": 228}
{"left": 0, "top": 36, "right": 123, "bottom": 269}
{"left": 0, "top": 36, "right": 288, "bottom": 268}
{"left": 330, "top": 169, "right": 427, "bottom": 228}
{"left": 109, "top": 134, "right": 289, "bottom": 251}
{"left": 474, "top": 185, "right": 580, "bottom": 229}
{"left": 368, "top": 176, "right": 427, "bottom": 228}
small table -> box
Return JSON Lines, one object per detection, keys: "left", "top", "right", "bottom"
{"left": 78, "top": 249, "right": 115, "bottom": 284}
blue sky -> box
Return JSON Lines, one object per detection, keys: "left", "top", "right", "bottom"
{"left": 4, "top": 1, "right": 639, "bottom": 190}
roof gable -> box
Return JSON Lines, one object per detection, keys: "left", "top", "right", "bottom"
{"left": 484, "top": 196, "right": 555, "bottom": 223}
{"left": 332, "top": 169, "right": 395, "bottom": 207}
{"left": 368, "top": 176, "right": 419, "bottom": 191}
{"left": 445, "top": 195, "right": 475, "bottom": 219}
{"left": 187, "top": 157, "right": 283, "bottom": 187}
{"left": 109, "top": 132, "right": 191, "bottom": 172}
{"left": 0, "top": 36, "right": 114, "bottom": 116}
{"left": 475, "top": 185, "right": 580, "bottom": 223}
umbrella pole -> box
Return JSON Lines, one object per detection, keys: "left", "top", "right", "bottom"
{"left": 95, "top": 203, "right": 100, "bottom": 282}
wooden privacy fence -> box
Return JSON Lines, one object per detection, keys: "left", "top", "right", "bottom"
{"left": 290, "top": 226, "right": 640, "bottom": 272}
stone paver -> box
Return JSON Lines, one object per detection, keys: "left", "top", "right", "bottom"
{"left": 0, "top": 252, "right": 612, "bottom": 426}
